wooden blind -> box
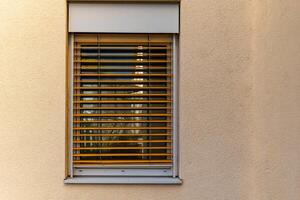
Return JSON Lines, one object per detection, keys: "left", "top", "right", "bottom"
{"left": 71, "top": 33, "right": 173, "bottom": 166}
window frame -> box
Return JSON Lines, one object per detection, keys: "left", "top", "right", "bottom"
{"left": 65, "top": 33, "right": 181, "bottom": 184}
{"left": 65, "top": 1, "right": 181, "bottom": 184}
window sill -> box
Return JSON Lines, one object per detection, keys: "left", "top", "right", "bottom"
{"left": 64, "top": 177, "right": 182, "bottom": 185}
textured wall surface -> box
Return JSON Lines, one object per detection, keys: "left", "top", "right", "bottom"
{"left": 252, "top": 1, "right": 300, "bottom": 199}
{"left": 0, "top": 0, "right": 299, "bottom": 200}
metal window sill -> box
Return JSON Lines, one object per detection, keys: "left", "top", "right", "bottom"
{"left": 64, "top": 177, "right": 182, "bottom": 185}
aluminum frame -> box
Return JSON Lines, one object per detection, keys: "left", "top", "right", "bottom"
{"left": 64, "top": 177, "right": 182, "bottom": 184}
{"left": 69, "top": 34, "right": 74, "bottom": 177}
{"left": 172, "top": 34, "right": 179, "bottom": 177}
{"left": 66, "top": 33, "right": 180, "bottom": 183}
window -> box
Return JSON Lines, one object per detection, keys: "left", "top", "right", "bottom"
{"left": 65, "top": 1, "right": 180, "bottom": 184}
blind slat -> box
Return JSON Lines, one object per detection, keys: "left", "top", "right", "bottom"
{"left": 73, "top": 120, "right": 171, "bottom": 123}
{"left": 73, "top": 160, "right": 173, "bottom": 164}
{"left": 74, "top": 100, "right": 172, "bottom": 103}
{"left": 74, "top": 107, "right": 171, "bottom": 110}
{"left": 73, "top": 147, "right": 172, "bottom": 150}
{"left": 73, "top": 114, "right": 171, "bottom": 117}
{"left": 73, "top": 133, "right": 171, "bottom": 137}
{"left": 73, "top": 153, "right": 172, "bottom": 157}
{"left": 73, "top": 140, "right": 172, "bottom": 143}
{"left": 73, "top": 127, "right": 172, "bottom": 130}
{"left": 74, "top": 73, "right": 171, "bottom": 77}
{"left": 75, "top": 87, "right": 169, "bottom": 90}
{"left": 75, "top": 47, "right": 171, "bottom": 50}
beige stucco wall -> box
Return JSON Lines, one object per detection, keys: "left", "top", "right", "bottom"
{"left": 252, "top": 1, "right": 300, "bottom": 199}
{"left": 0, "top": 0, "right": 299, "bottom": 199}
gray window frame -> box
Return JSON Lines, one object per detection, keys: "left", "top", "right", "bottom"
{"left": 64, "top": 2, "right": 181, "bottom": 185}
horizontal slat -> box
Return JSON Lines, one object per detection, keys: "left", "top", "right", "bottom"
{"left": 73, "top": 120, "right": 172, "bottom": 123}
{"left": 74, "top": 106, "right": 171, "bottom": 110}
{"left": 74, "top": 87, "right": 169, "bottom": 90}
{"left": 73, "top": 127, "right": 171, "bottom": 130}
{"left": 74, "top": 100, "right": 172, "bottom": 103}
{"left": 73, "top": 114, "right": 171, "bottom": 117}
{"left": 73, "top": 153, "right": 172, "bottom": 157}
{"left": 75, "top": 47, "right": 170, "bottom": 50}
{"left": 74, "top": 93, "right": 170, "bottom": 97}
{"left": 73, "top": 114, "right": 171, "bottom": 118}
{"left": 75, "top": 52, "right": 171, "bottom": 59}
{"left": 75, "top": 40, "right": 171, "bottom": 43}
{"left": 74, "top": 60, "right": 170, "bottom": 63}
{"left": 73, "top": 133, "right": 171, "bottom": 137}
{"left": 73, "top": 146, "right": 172, "bottom": 150}
{"left": 74, "top": 73, "right": 171, "bottom": 77}
{"left": 74, "top": 66, "right": 170, "bottom": 70}
{"left": 73, "top": 140, "right": 171, "bottom": 143}
{"left": 73, "top": 160, "right": 172, "bottom": 164}
{"left": 74, "top": 52, "right": 171, "bottom": 57}
{"left": 74, "top": 80, "right": 171, "bottom": 83}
